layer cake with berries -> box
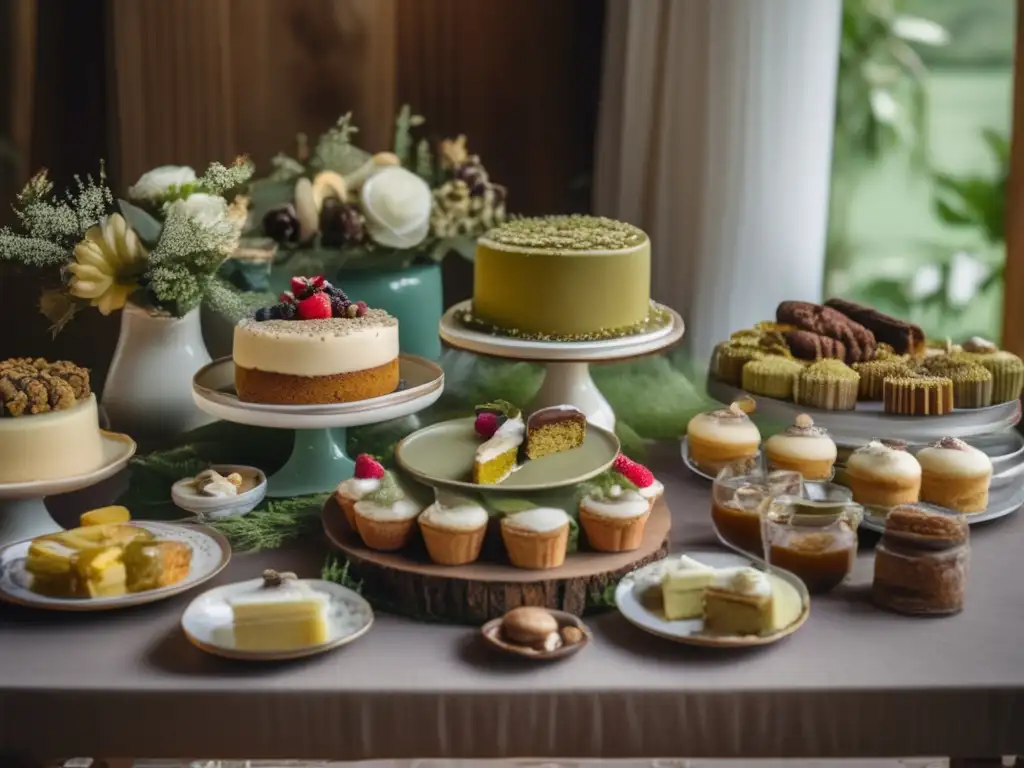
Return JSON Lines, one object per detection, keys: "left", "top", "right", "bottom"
{"left": 233, "top": 276, "right": 400, "bottom": 405}
{"left": 472, "top": 215, "right": 653, "bottom": 337}
{"left": 0, "top": 358, "right": 105, "bottom": 484}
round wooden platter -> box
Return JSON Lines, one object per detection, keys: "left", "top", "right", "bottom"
{"left": 321, "top": 495, "right": 672, "bottom": 624}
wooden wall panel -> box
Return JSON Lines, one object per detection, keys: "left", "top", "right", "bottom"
{"left": 1004, "top": 0, "right": 1024, "bottom": 356}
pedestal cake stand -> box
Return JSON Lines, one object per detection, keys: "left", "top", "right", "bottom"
{"left": 0, "top": 431, "right": 136, "bottom": 546}
{"left": 192, "top": 354, "right": 444, "bottom": 498}
{"left": 439, "top": 300, "right": 685, "bottom": 431}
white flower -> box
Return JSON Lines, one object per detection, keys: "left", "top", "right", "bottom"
{"left": 947, "top": 251, "right": 990, "bottom": 308}
{"left": 170, "top": 192, "right": 230, "bottom": 230}
{"left": 128, "top": 165, "right": 197, "bottom": 201}
{"left": 68, "top": 213, "right": 147, "bottom": 315}
{"left": 360, "top": 167, "right": 432, "bottom": 249}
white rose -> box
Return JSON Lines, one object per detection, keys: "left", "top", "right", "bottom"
{"left": 128, "top": 165, "right": 197, "bottom": 201}
{"left": 171, "top": 192, "right": 230, "bottom": 230}
{"left": 360, "top": 167, "right": 432, "bottom": 249}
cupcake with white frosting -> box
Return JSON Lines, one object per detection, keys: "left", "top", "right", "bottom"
{"left": 686, "top": 400, "right": 761, "bottom": 475}
{"left": 917, "top": 437, "right": 992, "bottom": 514}
{"left": 352, "top": 470, "right": 423, "bottom": 551}
{"left": 579, "top": 470, "right": 652, "bottom": 552}
{"left": 845, "top": 439, "right": 921, "bottom": 508}
{"left": 500, "top": 507, "right": 571, "bottom": 569}
{"left": 763, "top": 414, "right": 837, "bottom": 480}
{"left": 336, "top": 454, "right": 387, "bottom": 531}
{"left": 418, "top": 492, "right": 490, "bottom": 565}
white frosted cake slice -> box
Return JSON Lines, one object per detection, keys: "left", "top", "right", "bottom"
{"left": 228, "top": 576, "right": 330, "bottom": 651}
{"left": 661, "top": 556, "right": 715, "bottom": 620}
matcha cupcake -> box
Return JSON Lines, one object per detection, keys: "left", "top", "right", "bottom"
{"left": 853, "top": 357, "right": 913, "bottom": 401}
{"left": 713, "top": 343, "right": 765, "bottom": 386}
{"left": 741, "top": 356, "right": 804, "bottom": 400}
{"left": 794, "top": 359, "right": 860, "bottom": 411}
{"left": 977, "top": 351, "right": 1024, "bottom": 404}
{"left": 882, "top": 375, "right": 954, "bottom": 416}
{"left": 945, "top": 363, "right": 994, "bottom": 409}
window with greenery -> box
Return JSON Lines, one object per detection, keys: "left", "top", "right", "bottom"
{"left": 826, "top": 0, "right": 1014, "bottom": 342}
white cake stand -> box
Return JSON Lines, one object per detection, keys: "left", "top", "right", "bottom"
{"left": 192, "top": 354, "right": 444, "bottom": 498}
{"left": 0, "top": 431, "right": 137, "bottom": 546}
{"left": 438, "top": 300, "right": 685, "bottom": 431}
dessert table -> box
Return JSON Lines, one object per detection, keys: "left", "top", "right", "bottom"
{"left": 1, "top": 444, "right": 1022, "bottom": 764}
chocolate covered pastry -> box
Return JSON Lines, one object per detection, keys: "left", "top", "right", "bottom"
{"left": 784, "top": 330, "right": 846, "bottom": 362}
{"left": 825, "top": 298, "right": 925, "bottom": 358}
{"left": 776, "top": 301, "right": 876, "bottom": 364}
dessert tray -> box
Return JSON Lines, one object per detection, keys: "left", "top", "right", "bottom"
{"left": 0, "top": 430, "right": 137, "bottom": 546}
{"left": 0, "top": 521, "right": 230, "bottom": 611}
{"left": 321, "top": 494, "right": 672, "bottom": 623}
{"left": 615, "top": 550, "right": 809, "bottom": 647}
{"left": 181, "top": 577, "right": 374, "bottom": 661}
{"left": 439, "top": 300, "right": 685, "bottom": 431}
{"left": 395, "top": 416, "right": 620, "bottom": 492}
{"left": 192, "top": 354, "right": 444, "bottom": 497}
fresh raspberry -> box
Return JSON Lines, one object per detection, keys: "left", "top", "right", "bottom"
{"left": 474, "top": 411, "right": 500, "bottom": 439}
{"left": 354, "top": 453, "right": 385, "bottom": 480}
{"left": 297, "top": 291, "right": 332, "bottom": 320}
{"left": 614, "top": 454, "right": 654, "bottom": 488}
{"left": 279, "top": 290, "right": 295, "bottom": 304}
{"left": 290, "top": 276, "right": 309, "bottom": 296}
{"left": 311, "top": 275, "right": 327, "bottom": 289}
{"left": 355, "top": 300, "right": 368, "bottom": 318}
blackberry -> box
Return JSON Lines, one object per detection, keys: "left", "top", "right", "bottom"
{"left": 277, "top": 302, "right": 297, "bottom": 320}
{"left": 327, "top": 285, "right": 349, "bottom": 303}
{"left": 330, "top": 296, "right": 349, "bottom": 317}
{"left": 254, "top": 307, "right": 273, "bottom": 322}
{"left": 262, "top": 205, "right": 300, "bottom": 244}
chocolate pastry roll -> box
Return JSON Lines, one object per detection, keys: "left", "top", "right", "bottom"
{"left": 784, "top": 330, "right": 846, "bottom": 362}
{"left": 776, "top": 301, "right": 876, "bottom": 364}
{"left": 825, "top": 298, "right": 925, "bottom": 358}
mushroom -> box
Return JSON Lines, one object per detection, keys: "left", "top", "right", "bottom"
{"left": 293, "top": 177, "right": 319, "bottom": 243}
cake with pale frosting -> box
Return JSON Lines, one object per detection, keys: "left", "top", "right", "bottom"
{"left": 685, "top": 400, "right": 761, "bottom": 475}
{"left": 916, "top": 437, "right": 992, "bottom": 514}
{"left": 845, "top": 439, "right": 922, "bottom": 508}
{"left": 0, "top": 358, "right": 105, "bottom": 484}
{"left": 470, "top": 215, "right": 655, "bottom": 339}
{"left": 763, "top": 414, "right": 837, "bottom": 480}
{"left": 233, "top": 275, "right": 399, "bottom": 405}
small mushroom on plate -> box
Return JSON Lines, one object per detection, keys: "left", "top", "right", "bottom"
{"left": 480, "top": 607, "right": 590, "bottom": 661}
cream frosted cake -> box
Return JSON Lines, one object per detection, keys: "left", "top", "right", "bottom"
{"left": 228, "top": 570, "right": 330, "bottom": 651}
{"left": 685, "top": 401, "right": 762, "bottom": 474}
{"left": 845, "top": 439, "right": 922, "bottom": 508}
{"left": 469, "top": 215, "right": 658, "bottom": 339}
{"left": 916, "top": 437, "right": 993, "bottom": 514}
{"left": 234, "top": 275, "right": 399, "bottom": 405}
{"left": 763, "top": 414, "right": 837, "bottom": 480}
{"left": 472, "top": 400, "right": 526, "bottom": 485}
{"left": 0, "top": 358, "right": 105, "bottom": 483}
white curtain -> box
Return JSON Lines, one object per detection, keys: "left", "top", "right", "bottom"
{"left": 595, "top": 0, "right": 843, "bottom": 361}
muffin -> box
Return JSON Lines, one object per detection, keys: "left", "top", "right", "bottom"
{"left": 882, "top": 375, "right": 954, "bottom": 416}
{"left": 418, "top": 495, "right": 489, "bottom": 565}
{"left": 916, "top": 437, "right": 992, "bottom": 514}
{"left": 336, "top": 454, "right": 387, "bottom": 531}
{"left": 794, "top": 359, "right": 860, "bottom": 411}
{"left": 500, "top": 507, "right": 571, "bottom": 569}
{"left": 945, "top": 363, "right": 994, "bottom": 409}
{"left": 352, "top": 470, "right": 423, "bottom": 551}
{"left": 712, "top": 344, "right": 766, "bottom": 386}
{"left": 763, "top": 413, "right": 837, "bottom": 480}
{"left": 852, "top": 357, "right": 912, "bottom": 401}
{"left": 685, "top": 401, "right": 762, "bottom": 475}
{"left": 844, "top": 439, "right": 921, "bottom": 508}
{"left": 977, "top": 351, "right": 1024, "bottom": 403}
{"left": 579, "top": 471, "right": 651, "bottom": 552}
{"left": 741, "top": 357, "right": 804, "bottom": 400}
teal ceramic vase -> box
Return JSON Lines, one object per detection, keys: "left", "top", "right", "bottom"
{"left": 270, "top": 262, "right": 444, "bottom": 360}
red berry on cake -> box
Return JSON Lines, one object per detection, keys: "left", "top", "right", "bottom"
{"left": 311, "top": 275, "right": 327, "bottom": 289}
{"left": 297, "top": 291, "right": 332, "bottom": 320}
{"left": 279, "top": 291, "right": 295, "bottom": 304}
{"left": 290, "top": 276, "right": 308, "bottom": 296}
{"left": 474, "top": 411, "right": 500, "bottom": 439}
{"left": 354, "top": 453, "right": 385, "bottom": 479}
{"left": 355, "top": 300, "right": 368, "bottom": 318}
{"left": 614, "top": 454, "right": 654, "bottom": 488}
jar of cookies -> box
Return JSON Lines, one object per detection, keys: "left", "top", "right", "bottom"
{"left": 871, "top": 505, "right": 969, "bottom": 616}
{"left": 711, "top": 462, "right": 802, "bottom": 557}
{"left": 764, "top": 491, "right": 862, "bottom": 593}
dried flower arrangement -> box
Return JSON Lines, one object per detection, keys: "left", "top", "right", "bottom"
{"left": 247, "top": 106, "right": 507, "bottom": 274}
{"left": 0, "top": 158, "right": 254, "bottom": 333}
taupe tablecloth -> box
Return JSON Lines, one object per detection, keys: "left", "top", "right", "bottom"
{"left": 1, "top": 444, "right": 1022, "bottom": 762}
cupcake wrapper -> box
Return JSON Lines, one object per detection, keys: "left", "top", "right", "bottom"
{"left": 741, "top": 366, "right": 797, "bottom": 400}
{"left": 338, "top": 496, "right": 358, "bottom": 532}
{"left": 990, "top": 368, "right": 1024, "bottom": 403}
{"left": 795, "top": 378, "right": 858, "bottom": 410}
{"left": 419, "top": 518, "right": 486, "bottom": 566}
{"left": 952, "top": 378, "right": 993, "bottom": 409}
{"left": 354, "top": 515, "right": 417, "bottom": 551}
{"left": 883, "top": 377, "right": 954, "bottom": 416}
{"left": 501, "top": 524, "right": 569, "bottom": 569}
{"left": 579, "top": 506, "right": 650, "bottom": 552}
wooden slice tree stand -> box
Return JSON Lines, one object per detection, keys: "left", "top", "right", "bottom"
{"left": 322, "top": 494, "right": 671, "bottom": 624}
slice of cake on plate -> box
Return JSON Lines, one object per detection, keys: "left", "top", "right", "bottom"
{"left": 228, "top": 570, "right": 330, "bottom": 651}
{"left": 703, "top": 567, "right": 775, "bottom": 636}
{"left": 661, "top": 556, "right": 715, "bottom": 620}
{"left": 472, "top": 400, "right": 525, "bottom": 484}
{"left": 524, "top": 405, "right": 586, "bottom": 459}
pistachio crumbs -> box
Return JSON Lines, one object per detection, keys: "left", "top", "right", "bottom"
{"left": 802, "top": 359, "right": 859, "bottom": 381}
{"left": 240, "top": 308, "right": 396, "bottom": 338}
{"left": 483, "top": 215, "right": 647, "bottom": 251}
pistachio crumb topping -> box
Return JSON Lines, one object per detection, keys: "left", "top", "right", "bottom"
{"left": 483, "top": 215, "right": 647, "bottom": 251}
{"left": 801, "top": 359, "right": 859, "bottom": 381}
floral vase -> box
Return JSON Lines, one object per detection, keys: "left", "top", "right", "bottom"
{"left": 269, "top": 262, "right": 444, "bottom": 360}
{"left": 101, "top": 302, "right": 215, "bottom": 446}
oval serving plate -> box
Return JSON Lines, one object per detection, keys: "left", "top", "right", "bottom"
{"left": 181, "top": 577, "right": 373, "bottom": 661}
{"left": 0, "top": 521, "right": 230, "bottom": 611}
{"left": 395, "top": 416, "right": 620, "bottom": 493}
{"left": 615, "top": 550, "right": 810, "bottom": 648}
{"left": 480, "top": 609, "right": 591, "bottom": 661}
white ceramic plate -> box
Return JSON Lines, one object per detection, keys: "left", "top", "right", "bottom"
{"left": 181, "top": 577, "right": 373, "bottom": 661}
{"left": 615, "top": 550, "right": 810, "bottom": 647}
{"left": 679, "top": 437, "right": 720, "bottom": 481}
{"left": 0, "top": 430, "right": 136, "bottom": 501}
{"left": 858, "top": 479, "right": 1024, "bottom": 533}
{"left": 0, "top": 522, "right": 230, "bottom": 611}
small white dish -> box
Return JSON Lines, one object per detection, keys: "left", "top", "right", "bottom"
{"left": 181, "top": 577, "right": 374, "bottom": 661}
{"left": 171, "top": 465, "right": 267, "bottom": 520}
